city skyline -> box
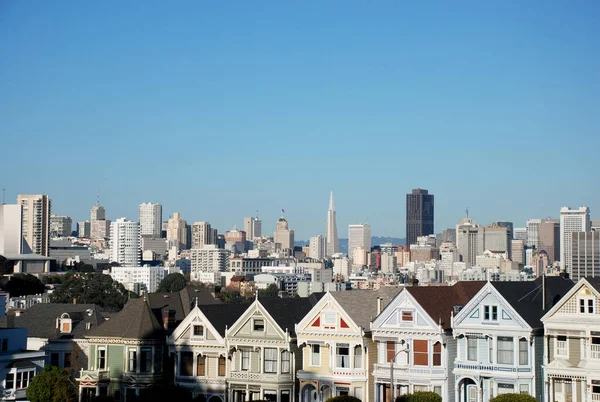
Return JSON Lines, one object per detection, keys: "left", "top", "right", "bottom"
{"left": 1, "top": 2, "right": 599, "bottom": 240}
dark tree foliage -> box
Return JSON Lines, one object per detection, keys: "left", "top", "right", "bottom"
{"left": 220, "top": 286, "right": 243, "bottom": 303}
{"left": 27, "top": 365, "right": 77, "bottom": 402}
{"left": 3, "top": 273, "right": 45, "bottom": 297}
{"left": 49, "top": 273, "right": 129, "bottom": 311}
{"left": 326, "top": 396, "right": 362, "bottom": 402}
{"left": 490, "top": 394, "right": 537, "bottom": 402}
{"left": 261, "top": 283, "right": 280, "bottom": 297}
{"left": 157, "top": 273, "right": 187, "bottom": 293}
{"left": 0, "top": 255, "right": 15, "bottom": 275}
{"left": 396, "top": 392, "right": 442, "bottom": 402}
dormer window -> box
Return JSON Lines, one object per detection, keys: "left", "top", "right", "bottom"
{"left": 323, "top": 311, "right": 336, "bottom": 329}
{"left": 193, "top": 325, "right": 204, "bottom": 337}
{"left": 579, "top": 289, "right": 594, "bottom": 314}
{"left": 58, "top": 313, "right": 72, "bottom": 334}
{"left": 484, "top": 305, "right": 498, "bottom": 321}
{"left": 401, "top": 311, "right": 414, "bottom": 322}
{"left": 253, "top": 319, "right": 265, "bottom": 332}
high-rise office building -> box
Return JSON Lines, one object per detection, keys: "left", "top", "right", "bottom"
{"left": 560, "top": 206, "right": 591, "bottom": 273}
{"left": 348, "top": 223, "right": 371, "bottom": 260}
{"left": 485, "top": 223, "right": 512, "bottom": 259}
{"left": 571, "top": 231, "right": 600, "bottom": 282}
{"left": 406, "top": 188, "right": 434, "bottom": 246}
{"left": 90, "top": 204, "right": 105, "bottom": 221}
{"left": 0, "top": 204, "right": 24, "bottom": 255}
{"left": 456, "top": 217, "right": 484, "bottom": 267}
{"left": 243, "top": 216, "right": 262, "bottom": 241}
{"left": 538, "top": 218, "right": 560, "bottom": 264}
{"left": 190, "top": 245, "right": 230, "bottom": 280}
{"left": 326, "top": 191, "right": 339, "bottom": 257}
{"left": 225, "top": 229, "right": 246, "bottom": 252}
{"left": 274, "top": 217, "right": 294, "bottom": 250}
{"left": 511, "top": 239, "right": 525, "bottom": 266}
{"left": 90, "top": 202, "right": 110, "bottom": 240}
{"left": 78, "top": 221, "right": 91, "bottom": 238}
{"left": 191, "top": 222, "right": 215, "bottom": 249}
{"left": 513, "top": 228, "right": 527, "bottom": 241}
{"left": 17, "top": 194, "right": 51, "bottom": 256}
{"left": 50, "top": 215, "right": 72, "bottom": 237}
{"left": 167, "top": 212, "right": 187, "bottom": 250}
{"left": 309, "top": 235, "right": 326, "bottom": 260}
{"left": 526, "top": 219, "right": 542, "bottom": 249}
{"left": 110, "top": 218, "right": 140, "bottom": 266}
{"left": 138, "top": 202, "right": 162, "bottom": 237}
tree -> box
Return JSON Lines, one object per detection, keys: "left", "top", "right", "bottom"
{"left": 157, "top": 273, "right": 187, "bottom": 293}
{"left": 27, "top": 365, "right": 77, "bottom": 402}
{"left": 50, "top": 273, "right": 129, "bottom": 311}
{"left": 261, "top": 283, "right": 279, "bottom": 297}
{"left": 490, "top": 394, "right": 537, "bottom": 402}
{"left": 0, "top": 255, "right": 15, "bottom": 275}
{"left": 220, "top": 286, "right": 243, "bottom": 303}
{"left": 326, "top": 396, "right": 362, "bottom": 402}
{"left": 3, "top": 273, "right": 45, "bottom": 297}
{"left": 395, "top": 392, "right": 442, "bottom": 402}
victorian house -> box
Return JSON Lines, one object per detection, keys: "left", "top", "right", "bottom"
{"left": 452, "top": 277, "right": 573, "bottom": 402}
{"left": 541, "top": 277, "right": 600, "bottom": 402}
{"left": 226, "top": 295, "right": 323, "bottom": 402}
{"left": 296, "top": 288, "right": 400, "bottom": 402}
{"left": 168, "top": 303, "right": 247, "bottom": 402}
{"left": 77, "top": 298, "right": 166, "bottom": 402}
{"left": 371, "top": 282, "right": 485, "bottom": 402}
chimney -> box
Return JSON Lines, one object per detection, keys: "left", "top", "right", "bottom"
{"left": 376, "top": 297, "right": 382, "bottom": 316}
{"left": 73, "top": 298, "right": 77, "bottom": 304}
{"left": 162, "top": 310, "right": 169, "bottom": 330}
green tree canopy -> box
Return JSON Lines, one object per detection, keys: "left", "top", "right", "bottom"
{"left": 27, "top": 365, "right": 77, "bottom": 402}
{"left": 220, "top": 286, "right": 243, "bottom": 303}
{"left": 326, "top": 396, "right": 362, "bottom": 402}
{"left": 261, "top": 283, "right": 279, "bottom": 297}
{"left": 157, "top": 273, "right": 187, "bottom": 293}
{"left": 396, "top": 392, "right": 442, "bottom": 402}
{"left": 49, "top": 273, "right": 129, "bottom": 311}
{"left": 490, "top": 394, "right": 537, "bottom": 402}
{"left": 0, "top": 255, "right": 15, "bottom": 275}
{"left": 2, "top": 273, "right": 45, "bottom": 297}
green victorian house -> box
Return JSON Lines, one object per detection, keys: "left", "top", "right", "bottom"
{"left": 77, "top": 297, "right": 166, "bottom": 402}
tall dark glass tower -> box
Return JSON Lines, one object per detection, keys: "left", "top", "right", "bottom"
{"left": 406, "top": 188, "right": 434, "bottom": 246}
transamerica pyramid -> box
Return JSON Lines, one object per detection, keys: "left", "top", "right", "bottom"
{"left": 326, "top": 190, "right": 339, "bottom": 257}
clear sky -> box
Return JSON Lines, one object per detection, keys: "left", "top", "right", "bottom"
{"left": 1, "top": 1, "right": 599, "bottom": 240}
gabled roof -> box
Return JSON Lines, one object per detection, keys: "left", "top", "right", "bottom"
{"left": 86, "top": 298, "right": 165, "bottom": 340}
{"left": 199, "top": 304, "right": 249, "bottom": 337}
{"left": 260, "top": 293, "right": 325, "bottom": 337}
{"left": 331, "top": 287, "right": 402, "bottom": 331}
{"left": 491, "top": 276, "right": 574, "bottom": 329}
{"left": 0, "top": 303, "right": 105, "bottom": 340}
{"left": 406, "top": 281, "right": 486, "bottom": 330}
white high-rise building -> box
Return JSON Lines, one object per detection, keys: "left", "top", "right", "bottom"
{"left": 326, "top": 191, "right": 339, "bottom": 257}
{"left": 0, "top": 204, "right": 23, "bottom": 255}
{"left": 243, "top": 216, "right": 262, "bottom": 241}
{"left": 456, "top": 217, "right": 484, "bottom": 267}
{"left": 17, "top": 194, "right": 51, "bottom": 256}
{"left": 332, "top": 253, "right": 350, "bottom": 281}
{"left": 309, "top": 235, "right": 326, "bottom": 260}
{"left": 439, "top": 241, "right": 459, "bottom": 272}
{"left": 50, "top": 214, "right": 72, "bottom": 237}
{"left": 526, "top": 218, "right": 542, "bottom": 249}
{"left": 560, "top": 206, "right": 591, "bottom": 273}
{"left": 348, "top": 223, "right": 371, "bottom": 260}
{"left": 138, "top": 202, "right": 162, "bottom": 237}
{"left": 190, "top": 245, "right": 230, "bottom": 281}
{"left": 109, "top": 265, "right": 166, "bottom": 294}
{"left": 90, "top": 204, "right": 105, "bottom": 221}
{"left": 191, "top": 222, "right": 215, "bottom": 249}
{"left": 110, "top": 218, "right": 141, "bottom": 266}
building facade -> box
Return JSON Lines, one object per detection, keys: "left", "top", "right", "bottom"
{"left": 539, "top": 219, "right": 560, "bottom": 264}
{"left": 561, "top": 206, "right": 591, "bottom": 274}
{"left": 167, "top": 212, "right": 188, "bottom": 250}
{"left": 110, "top": 218, "right": 141, "bottom": 266}
{"left": 109, "top": 266, "right": 166, "bottom": 294}
{"left": 244, "top": 217, "right": 262, "bottom": 241}
{"left": 326, "top": 191, "right": 339, "bottom": 257}
{"left": 138, "top": 202, "right": 162, "bottom": 237}
{"left": 309, "top": 235, "right": 326, "bottom": 261}
{"left": 571, "top": 232, "right": 600, "bottom": 281}
{"left": 0, "top": 204, "right": 23, "bottom": 255}
{"left": 190, "top": 245, "right": 230, "bottom": 281}
{"left": 275, "top": 218, "right": 295, "bottom": 251}
{"left": 348, "top": 224, "right": 371, "bottom": 262}
{"left": 406, "top": 189, "right": 434, "bottom": 247}
{"left": 17, "top": 194, "right": 51, "bottom": 256}
{"left": 50, "top": 214, "right": 73, "bottom": 237}
{"left": 192, "top": 222, "right": 216, "bottom": 249}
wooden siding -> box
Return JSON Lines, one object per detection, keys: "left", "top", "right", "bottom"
{"left": 567, "top": 337, "right": 581, "bottom": 366}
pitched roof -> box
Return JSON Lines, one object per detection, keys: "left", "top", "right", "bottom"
{"left": 260, "top": 293, "right": 325, "bottom": 337}
{"left": 199, "top": 304, "right": 249, "bottom": 337}
{"left": 406, "top": 281, "right": 486, "bottom": 330}
{"left": 86, "top": 298, "right": 165, "bottom": 340}
{"left": 0, "top": 303, "right": 106, "bottom": 340}
{"left": 491, "top": 276, "right": 574, "bottom": 329}
{"left": 331, "top": 287, "right": 402, "bottom": 331}
{"left": 584, "top": 276, "right": 600, "bottom": 293}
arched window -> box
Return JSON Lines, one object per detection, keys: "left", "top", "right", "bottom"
{"left": 433, "top": 342, "right": 442, "bottom": 366}
{"left": 196, "top": 355, "right": 206, "bottom": 376}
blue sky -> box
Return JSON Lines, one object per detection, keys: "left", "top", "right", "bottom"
{"left": 1, "top": 1, "right": 599, "bottom": 240}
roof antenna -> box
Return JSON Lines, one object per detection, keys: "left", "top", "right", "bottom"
{"left": 255, "top": 289, "right": 259, "bottom": 300}
{"left": 466, "top": 207, "right": 469, "bottom": 218}
{"left": 97, "top": 190, "right": 100, "bottom": 206}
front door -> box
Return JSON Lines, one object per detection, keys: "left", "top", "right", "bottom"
{"left": 467, "top": 385, "right": 477, "bottom": 402}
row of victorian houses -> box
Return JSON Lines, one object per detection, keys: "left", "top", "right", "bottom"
{"left": 1, "top": 277, "right": 599, "bottom": 402}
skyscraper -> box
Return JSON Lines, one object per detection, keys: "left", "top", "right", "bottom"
{"left": 406, "top": 188, "right": 434, "bottom": 246}
{"left": 309, "top": 235, "right": 326, "bottom": 260}
{"left": 0, "top": 204, "right": 24, "bottom": 255}
{"left": 526, "top": 218, "right": 542, "bottom": 249}
{"left": 571, "top": 231, "right": 600, "bottom": 281}
{"left": 274, "top": 217, "right": 294, "bottom": 250}
{"left": 50, "top": 215, "right": 72, "bottom": 237}
{"left": 90, "top": 202, "right": 110, "bottom": 240}
{"left": 191, "top": 222, "right": 215, "bottom": 249}
{"left": 326, "top": 191, "right": 339, "bottom": 257}
{"left": 17, "top": 194, "right": 51, "bottom": 256}
{"left": 538, "top": 218, "right": 560, "bottom": 263}
{"left": 560, "top": 206, "right": 591, "bottom": 273}
{"left": 243, "top": 216, "right": 262, "bottom": 240}
{"left": 138, "top": 202, "right": 162, "bottom": 237}
{"left": 348, "top": 224, "right": 371, "bottom": 260}
{"left": 167, "top": 212, "right": 187, "bottom": 250}
{"left": 110, "top": 218, "right": 141, "bottom": 266}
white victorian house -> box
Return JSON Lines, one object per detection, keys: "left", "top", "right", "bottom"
{"left": 452, "top": 277, "right": 573, "bottom": 402}
{"left": 371, "top": 282, "right": 485, "bottom": 402}
{"left": 541, "top": 277, "right": 600, "bottom": 402}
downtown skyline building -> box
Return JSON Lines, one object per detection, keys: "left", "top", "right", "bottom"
{"left": 17, "top": 194, "right": 51, "bottom": 256}
{"left": 243, "top": 216, "right": 262, "bottom": 240}
{"left": 90, "top": 202, "right": 110, "bottom": 240}
{"left": 348, "top": 223, "right": 371, "bottom": 261}
{"left": 406, "top": 188, "right": 434, "bottom": 247}
{"left": 560, "top": 206, "right": 591, "bottom": 273}
{"left": 274, "top": 217, "right": 294, "bottom": 251}
{"left": 109, "top": 217, "right": 141, "bottom": 266}
{"left": 326, "top": 191, "right": 339, "bottom": 257}
{"left": 138, "top": 202, "right": 162, "bottom": 237}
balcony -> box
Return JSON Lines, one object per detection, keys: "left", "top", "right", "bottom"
{"left": 592, "top": 394, "right": 600, "bottom": 402}
{"left": 228, "top": 371, "right": 293, "bottom": 383}
{"left": 373, "top": 363, "right": 446, "bottom": 378}
{"left": 78, "top": 369, "right": 110, "bottom": 382}
{"left": 175, "top": 376, "right": 226, "bottom": 385}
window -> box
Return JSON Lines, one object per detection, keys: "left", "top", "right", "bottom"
{"left": 498, "top": 384, "right": 514, "bottom": 395}
{"left": 433, "top": 342, "right": 442, "bottom": 366}
{"left": 413, "top": 340, "right": 429, "bottom": 366}
{"left": 50, "top": 352, "right": 59, "bottom": 367}
{"left": 180, "top": 352, "right": 194, "bottom": 376}
{"left": 484, "top": 306, "right": 489, "bottom": 320}
{"left": 434, "top": 386, "right": 442, "bottom": 396}
{"left": 355, "top": 387, "right": 363, "bottom": 400}
{"left": 128, "top": 349, "right": 137, "bottom": 372}
{"left": 196, "top": 355, "right": 206, "bottom": 376}
{"left": 154, "top": 347, "right": 162, "bottom": 373}
{"left": 264, "top": 390, "right": 277, "bottom": 402}
{"left": 354, "top": 346, "right": 363, "bottom": 369}
{"left": 264, "top": 348, "right": 277, "bottom": 373}
{"left": 311, "top": 344, "right": 320, "bottom": 366}
{"left": 336, "top": 387, "right": 350, "bottom": 396}
{"left": 497, "top": 337, "right": 514, "bottom": 364}
{"left": 281, "top": 350, "right": 290, "bottom": 373}
{"left": 281, "top": 390, "right": 290, "bottom": 402}
{"left": 519, "top": 384, "right": 529, "bottom": 394}
{"left": 492, "top": 306, "right": 498, "bottom": 320}
{"left": 484, "top": 306, "right": 498, "bottom": 321}
{"left": 64, "top": 352, "right": 72, "bottom": 368}
{"left": 386, "top": 341, "right": 396, "bottom": 363}
{"left": 590, "top": 299, "right": 595, "bottom": 314}
{"left": 253, "top": 319, "right": 265, "bottom": 332}
{"left": 61, "top": 322, "right": 71, "bottom": 333}
{"left": 241, "top": 349, "right": 250, "bottom": 371}
{"left": 14, "top": 370, "right": 34, "bottom": 389}
{"left": 193, "top": 325, "right": 204, "bottom": 337}
{"left": 519, "top": 339, "right": 528, "bottom": 365}
{"left": 556, "top": 336, "right": 568, "bottom": 357}
{"left": 488, "top": 337, "right": 493, "bottom": 363}
{"left": 140, "top": 348, "right": 152, "bottom": 373}
{"left": 218, "top": 356, "right": 226, "bottom": 376}
{"left": 97, "top": 347, "right": 106, "bottom": 369}
{"left": 336, "top": 344, "right": 350, "bottom": 368}
{"left": 402, "top": 311, "right": 413, "bottom": 321}
{"left": 6, "top": 373, "right": 14, "bottom": 390}
{"left": 323, "top": 311, "right": 337, "bottom": 328}
{"left": 467, "top": 337, "right": 477, "bottom": 361}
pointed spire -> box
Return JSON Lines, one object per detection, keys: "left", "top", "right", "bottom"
{"left": 329, "top": 190, "right": 335, "bottom": 211}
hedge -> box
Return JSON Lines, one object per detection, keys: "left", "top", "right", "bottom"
{"left": 490, "top": 394, "right": 537, "bottom": 402}
{"left": 325, "top": 396, "right": 362, "bottom": 402}
{"left": 396, "top": 391, "right": 442, "bottom": 402}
